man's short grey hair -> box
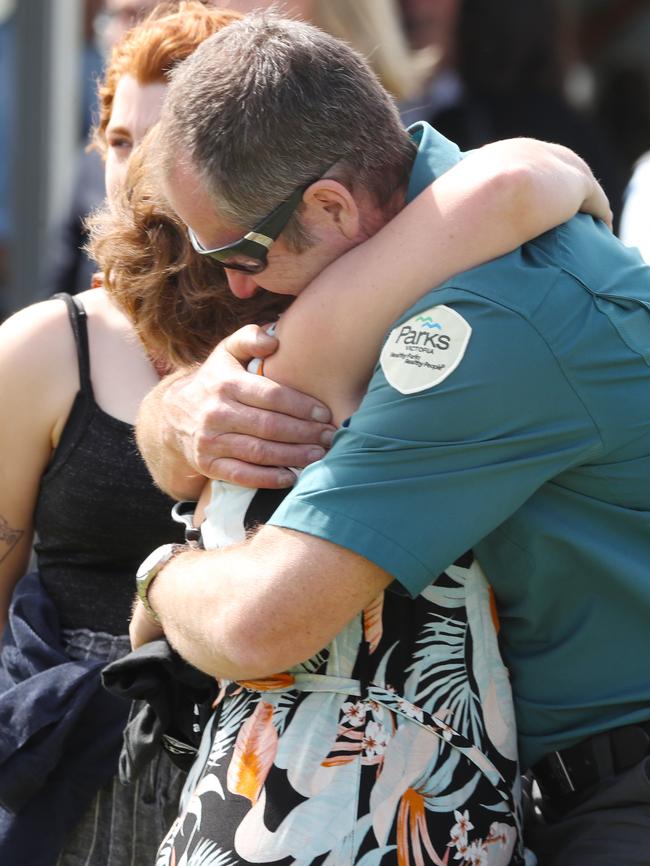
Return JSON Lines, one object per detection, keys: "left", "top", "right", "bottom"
{"left": 158, "top": 13, "right": 416, "bottom": 249}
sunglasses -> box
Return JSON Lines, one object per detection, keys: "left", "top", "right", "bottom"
{"left": 187, "top": 176, "right": 322, "bottom": 275}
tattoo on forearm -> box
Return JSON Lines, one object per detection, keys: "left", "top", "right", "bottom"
{"left": 0, "top": 515, "right": 24, "bottom": 565}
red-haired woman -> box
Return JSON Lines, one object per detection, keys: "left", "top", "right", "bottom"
{"left": 0, "top": 5, "right": 274, "bottom": 865}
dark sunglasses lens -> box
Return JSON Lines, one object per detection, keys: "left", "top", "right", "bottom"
{"left": 211, "top": 251, "right": 266, "bottom": 274}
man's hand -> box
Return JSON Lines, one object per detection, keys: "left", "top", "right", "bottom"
{"left": 137, "top": 324, "right": 336, "bottom": 497}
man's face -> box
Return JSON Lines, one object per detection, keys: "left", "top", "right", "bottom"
{"left": 163, "top": 159, "right": 362, "bottom": 299}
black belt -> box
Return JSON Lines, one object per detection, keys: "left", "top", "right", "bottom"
{"left": 532, "top": 721, "right": 650, "bottom": 803}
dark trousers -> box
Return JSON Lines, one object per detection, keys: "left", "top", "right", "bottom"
{"left": 525, "top": 757, "right": 650, "bottom": 865}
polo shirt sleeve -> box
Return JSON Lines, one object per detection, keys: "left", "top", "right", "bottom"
{"left": 268, "top": 291, "right": 603, "bottom": 597}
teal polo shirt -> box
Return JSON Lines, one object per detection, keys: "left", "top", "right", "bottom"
{"left": 268, "top": 122, "right": 650, "bottom": 770}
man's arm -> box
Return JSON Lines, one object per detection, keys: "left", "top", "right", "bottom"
{"left": 134, "top": 291, "right": 603, "bottom": 676}
{"left": 138, "top": 139, "right": 610, "bottom": 495}
{"left": 136, "top": 525, "right": 392, "bottom": 679}
{"left": 136, "top": 326, "right": 335, "bottom": 498}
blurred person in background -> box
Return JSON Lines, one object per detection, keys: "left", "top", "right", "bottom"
{"left": 223, "top": 0, "right": 432, "bottom": 104}
{"left": 399, "top": 0, "right": 627, "bottom": 225}
{"left": 41, "top": 0, "right": 165, "bottom": 301}
{"left": 575, "top": 0, "right": 650, "bottom": 200}
{"left": 305, "top": 0, "right": 432, "bottom": 104}
{"left": 397, "top": 0, "right": 462, "bottom": 123}
{"left": 99, "top": 0, "right": 170, "bottom": 47}
{"left": 0, "top": 6, "right": 259, "bottom": 865}
{"left": 619, "top": 151, "right": 650, "bottom": 263}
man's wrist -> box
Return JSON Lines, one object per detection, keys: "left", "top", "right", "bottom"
{"left": 136, "top": 542, "right": 186, "bottom": 622}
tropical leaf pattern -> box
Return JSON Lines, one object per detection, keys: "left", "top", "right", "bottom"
{"left": 226, "top": 700, "right": 279, "bottom": 804}
{"left": 158, "top": 556, "right": 524, "bottom": 866}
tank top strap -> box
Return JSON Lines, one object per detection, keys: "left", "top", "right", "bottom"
{"left": 52, "top": 293, "right": 93, "bottom": 397}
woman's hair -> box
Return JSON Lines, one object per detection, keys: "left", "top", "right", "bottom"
{"left": 87, "top": 137, "right": 290, "bottom": 368}
{"left": 92, "top": 0, "right": 242, "bottom": 154}
{"left": 86, "top": 0, "right": 286, "bottom": 366}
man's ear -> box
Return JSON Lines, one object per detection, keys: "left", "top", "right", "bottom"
{"left": 302, "top": 179, "right": 361, "bottom": 240}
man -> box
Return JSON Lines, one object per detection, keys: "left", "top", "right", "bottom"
{"left": 136, "top": 14, "right": 650, "bottom": 866}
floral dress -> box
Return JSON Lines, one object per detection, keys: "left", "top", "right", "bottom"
{"left": 156, "top": 480, "right": 524, "bottom": 866}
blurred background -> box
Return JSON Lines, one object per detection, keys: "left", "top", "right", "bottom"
{"left": 1, "top": 0, "right": 649, "bottom": 320}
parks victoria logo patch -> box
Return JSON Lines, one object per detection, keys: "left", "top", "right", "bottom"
{"left": 380, "top": 304, "right": 472, "bottom": 394}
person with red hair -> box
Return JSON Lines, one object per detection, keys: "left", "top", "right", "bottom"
{"left": 0, "top": 5, "right": 259, "bottom": 865}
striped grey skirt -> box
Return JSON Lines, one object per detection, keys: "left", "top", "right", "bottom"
{"left": 55, "top": 628, "right": 185, "bottom": 866}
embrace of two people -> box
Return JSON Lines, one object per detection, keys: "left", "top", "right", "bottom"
{"left": 1, "top": 5, "right": 648, "bottom": 866}
{"left": 124, "top": 12, "right": 650, "bottom": 866}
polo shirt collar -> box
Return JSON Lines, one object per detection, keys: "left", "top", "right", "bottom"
{"left": 405, "top": 121, "right": 462, "bottom": 203}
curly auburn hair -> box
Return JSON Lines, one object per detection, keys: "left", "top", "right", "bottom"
{"left": 87, "top": 138, "right": 290, "bottom": 368}
{"left": 92, "top": 0, "right": 242, "bottom": 155}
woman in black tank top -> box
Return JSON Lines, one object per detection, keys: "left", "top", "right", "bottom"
{"left": 35, "top": 293, "right": 186, "bottom": 635}
{"left": 0, "top": 7, "right": 282, "bottom": 866}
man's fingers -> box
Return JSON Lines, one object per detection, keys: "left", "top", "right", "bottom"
{"left": 206, "top": 458, "right": 300, "bottom": 489}
{"left": 196, "top": 433, "right": 329, "bottom": 478}
{"left": 198, "top": 389, "right": 334, "bottom": 441}
{"left": 227, "top": 374, "right": 332, "bottom": 423}
{"left": 586, "top": 185, "right": 613, "bottom": 229}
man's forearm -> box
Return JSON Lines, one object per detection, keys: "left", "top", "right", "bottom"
{"left": 146, "top": 545, "right": 247, "bottom": 679}
{"left": 146, "top": 525, "right": 392, "bottom": 680}
{"left": 136, "top": 371, "right": 206, "bottom": 500}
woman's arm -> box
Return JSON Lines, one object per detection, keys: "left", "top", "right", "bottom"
{"left": 0, "top": 302, "right": 78, "bottom": 631}
{"left": 265, "top": 138, "right": 611, "bottom": 420}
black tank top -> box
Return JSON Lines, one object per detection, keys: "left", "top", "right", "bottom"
{"left": 35, "top": 294, "right": 184, "bottom": 634}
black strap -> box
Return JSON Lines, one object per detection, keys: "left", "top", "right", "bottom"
{"left": 532, "top": 721, "right": 650, "bottom": 803}
{"left": 52, "top": 293, "right": 92, "bottom": 396}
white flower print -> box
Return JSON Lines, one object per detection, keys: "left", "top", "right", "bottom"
{"left": 395, "top": 696, "right": 424, "bottom": 722}
{"left": 466, "top": 839, "right": 489, "bottom": 865}
{"left": 361, "top": 720, "right": 390, "bottom": 758}
{"left": 341, "top": 700, "right": 367, "bottom": 727}
{"left": 450, "top": 809, "right": 474, "bottom": 848}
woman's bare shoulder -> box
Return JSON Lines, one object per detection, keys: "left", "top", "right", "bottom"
{"left": 75, "top": 288, "right": 160, "bottom": 423}
{"left": 0, "top": 296, "right": 79, "bottom": 408}
{"left": 76, "top": 286, "right": 144, "bottom": 352}
{"left": 0, "top": 296, "right": 76, "bottom": 357}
